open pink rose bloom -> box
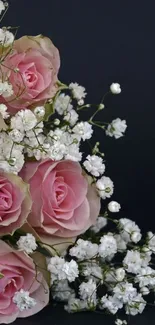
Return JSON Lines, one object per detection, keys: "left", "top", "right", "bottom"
{"left": 20, "top": 160, "right": 101, "bottom": 246}
{"left": 0, "top": 35, "right": 60, "bottom": 113}
{"left": 0, "top": 240, "right": 49, "bottom": 324}
{"left": 0, "top": 173, "right": 32, "bottom": 236}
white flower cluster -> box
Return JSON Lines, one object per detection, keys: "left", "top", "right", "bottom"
{"left": 83, "top": 155, "right": 105, "bottom": 177}
{"left": 0, "top": 80, "right": 13, "bottom": 98}
{"left": 52, "top": 280, "right": 75, "bottom": 302}
{"left": 106, "top": 118, "right": 127, "bottom": 139}
{"left": 0, "top": 99, "right": 94, "bottom": 173}
{"left": 53, "top": 214, "right": 155, "bottom": 318}
{"left": 115, "top": 319, "right": 127, "bottom": 325}
{"left": 0, "top": 131, "right": 24, "bottom": 174}
{"left": 79, "top": 279, "right": 97, "bottom": 304}
{"left": 69, "top": 82, "right": 86, "bottom": 102}
{"left": 119, "top": 218, "right": 142, "bottom": 243}
{"left": 96, "top": 176, "right": 114, "bottom": 199}
{"left": 69, "top": 239, "right": 98, "bottom": 261}
{"left": 81, "top": 262, "right": 103, "bottom": 282}
{"left": 13, "top": 289, "right": 36, "bottom": 311}
{"left": 0, "top": 1, "right": 5, "bottom": 15}
{"left": 17, "top": 234, "right": 37, "bottom": 254}
{"left": 91, "top": 216, "right": 107, "bottom": 233}
{"left": 47, "top": 256, "right": 79, "bottom": 284}
{"left": 0, "top": 28, "right": 14, "bottom": 47}
{"left": 98, "top": 234, "right": 117, "bottom": 259}
{"left": 0, "top": 103, "right": 9, "bottom": 119}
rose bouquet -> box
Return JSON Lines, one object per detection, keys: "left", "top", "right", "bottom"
{"left": 0, "top": 2, "right": 154, "bottom": 325}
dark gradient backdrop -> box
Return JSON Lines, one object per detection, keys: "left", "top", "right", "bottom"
{"left": 3, "top": 1, "right": 155, "bottom": 324}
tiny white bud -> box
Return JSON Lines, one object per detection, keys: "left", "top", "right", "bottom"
{"left": 54, "top": 118, "right": 60, "bottom": 126}
{"left": 115, "top": 268, "right": 125, "bottom": 281}
{"left": 99, "top": 103, "right": 105, "bottom": 110}
{"left": 8, "top": 157, "right": 16, "bottom": 166}
{"left": 115, "top": 319, "right": 123, "bottom": 325}
{"left": 142, "top": 246, "right": 150, "bottom": 253}
{"left": 14, "top": 67, "right": 20, "bottom": 73}
{"left": 140, "top": 287, "right": 150, "bottom": 296}
{"left": 131, "top": 231, "right": 142, "bottom": 243}
{"left": 110, "top": 83, "right": 121, "bottom": 94}
{"left": 108, "top": 201, "right": 121, "bottom": 213}
{"left": 34, "top": 106, "right": 45, "bottom": 118}
{"left": 78, "top": 99, "right": 84, "bottom": 106}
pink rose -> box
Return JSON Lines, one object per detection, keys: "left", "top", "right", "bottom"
{"left": 1, "top": 35, "right": 60, "bottom": 113}
{"left": 20, "top": 160, "right": 100, "bottom": 246}
{"left": 0, "top": 240, "right": 49, "bottom": 324}
{"left": 0, "top": 173, "right": 32, "bottom": 236}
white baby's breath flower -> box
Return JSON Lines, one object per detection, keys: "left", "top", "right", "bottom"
{"left": 52, "top": 280, "right": 75, "bottom": 302}
{"left": 54, "top": 93, "right": 72, "bottom": 115}
{"left": 83, "top": 155, "right": 105, "bottom": 177}
{"left": 11, "top": 109, "right": 37, "bottom": 132}
{"left": 99, "top": 234, "right": 117, "bottom": 259}
{"left": 91, "top": 216, "right": 107, "bottom": 233}
{"left": 123, "top": 250, "right": 150, "bottom": 274}
{"left": 108, "top": 201, "right": 121, "bottom": 212}
{"left": 48, "top": 142, "right": 66, "bottom": 160}
{"left": 119, "top": 218, "right": 142, "bottom": 243}
{"left": 9, "top": 129, "right": 24, "bottom": 143}
{"left": 0, "top": 1, "right": 5, "bottom": 15}
{"left": 114, "top": 234, "right": 127, "bottom": 251}
{"left": 17, "top": 234, "right": 37, "bottom": 254}
{"left": 0, "top": 29, "right": 14, "bottom": 47}
{"left": 73, "top": 122, "right": 93, "bottom": 141}
{"left": 65, "top": 297, "right": 88, "bottom": 313}
{"left": 47, "top": 256, "right": 66, "bottom": 284}
{"left": 62, "top": 260, "right": 79, "bottom": 282}
{"left": 69, "top": 239, "right": 98, "bottom": 261}
{"left": 135, "top": 266, "right": 155, "bottom": 288}
{"left": 69, "top": 82, "right": 86, "bottom": 100}
{"left": 147, "top": 231, "right": 155, "bottom": 252}
{"left": 113, "top": 282, "right": 137, "bottom": 304}
{"left": 47, "top": 256, "right": 79, "bottom": 283}
{"left": 0, "top": 80, "right": 13, "bottom": 98}
{"left": 110, "top": 83, "right": 121, "bottom": 94}
{"left": 13, "top": 289, "right": 36, "bottom": 311}
{"left": 106, "top": 118, "right": 127, "bottom": 139}
{"left": 115, "top": 319, "right": 127, "bottom": 325}
{"left": 79, "top": 279, "right": 97, "bottom": 304}
{"left": 140, "top": 287, "right": 150, "bottom": 296}
{"left": 125, "top": 293, "right": 146, "bottom": 316}
{"left": 0, "top": 103, "right": 9, "bottom": 119}
{"left": 96, "top": 176, "right": 114, "bottom": 199}
{"left": 64, "top": 109, "right": 78, "bottom": 126}
{"left": 82, "top": 263, "right": 103, "bottom": 282}
{"left": 100, "top": 295, "right": 123, "bottom": 314}
{"left": 65, "top": 143, "right": 82, "bottom": 162}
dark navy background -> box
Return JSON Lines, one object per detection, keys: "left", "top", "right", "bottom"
{"left": 3, "top": 0, "right": 155, "bottom": 323}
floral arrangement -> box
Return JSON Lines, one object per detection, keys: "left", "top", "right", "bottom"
{"left": 0, "top": 2, "right": 154, "bottom": 325}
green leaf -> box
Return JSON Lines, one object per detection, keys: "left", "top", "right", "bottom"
{"left": 44, "top": 102, "right": 55, "bottom": 121}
